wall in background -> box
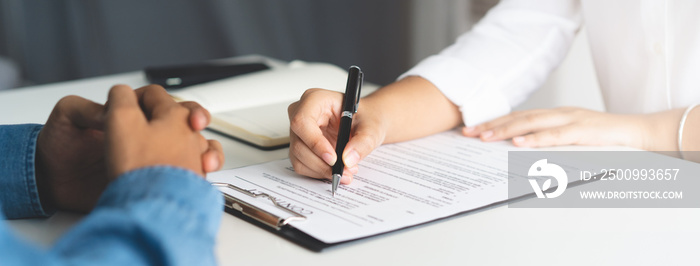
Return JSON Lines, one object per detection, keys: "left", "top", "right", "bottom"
{"left": 0, "top": 0, "right": 412, "bottom": 86}
{"left": 0, "top": 56, "right": 19, "bottom": 90}
{"left": 409, "top": 0, "right": 471, "bottom": 66}
{"left": 0, "top": 0, "right": 602, "bottom": 111}
{"left": 408, "top": 0, "right": 498, "bottom": 66}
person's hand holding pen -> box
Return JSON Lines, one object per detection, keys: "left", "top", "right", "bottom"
{"left": 287, "top": 92, "right": 372, "bottom": 186}
{"left": 287, "top": 75, "right": 463, "bottom": 187}
{"left": 288, "top": 67, "right": 376, "bottom": 188}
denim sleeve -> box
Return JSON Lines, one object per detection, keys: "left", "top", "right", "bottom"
{"left": 0, "top": 166, "right": 223, "bottom": 266}
{"left": 0, "top": 124, "right": 53, "bottom": 219}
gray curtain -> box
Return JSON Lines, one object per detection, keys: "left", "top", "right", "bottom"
{"left": 0, "top": 0, "right": 412, "bottom": 86}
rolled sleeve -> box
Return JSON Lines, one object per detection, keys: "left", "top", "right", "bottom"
{"left": 401, "top": 56, "right": 511, "bottom": 126}
{"left": 400, "top": 0, "right": 581, "bottom": 126}
{"left": 0, "top": 124, "right": 52, "bottom": 219}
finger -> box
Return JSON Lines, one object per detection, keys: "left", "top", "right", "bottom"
{"left": 290, "top": 116, "right": 337, "bottom": 165}
{"left": 202, "top": 140, "right": 224, "bottom": 173}
{"left": 288, "top": 96, "right": 339, "bottom": 166}
{"left": 107, "top": 84, "right": 141, "bottom": 115}
{"left": 342, "top": 127, "right": 382, "bottom": 169}
{"left": 462, "top": 111, "right": 525, "bottom": 137}
{"left": 512, "top": 125, "right": 581, "bottom": 148}
{"left": 179, "top": 101, "right": 211, "bottom": 131}
{"left": 289, "top": 131, "right": 356, "bottom": 183}
{"left": 341, "top": 166, "right": 357, "bottom": 184}
{"left": 55, "top": 95, "right": 106, "bottom": 130}
{"left": 134, "top": 84, "right": 177, "bottom": 119}
{"left": 482, "top": 111, "right": 573, "bottom": 141}
{"left": 290, "top": 152, "right": 332, "bottom": 181}
{"left": 463, "top": 109, "right": 547, "bottom": 137}
{"left": 289, "top": 132, "right": 333, "bottom": 179}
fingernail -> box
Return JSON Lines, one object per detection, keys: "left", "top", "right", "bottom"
{"left": 463, "top": 126, "right": 475, "bottom": 134}
{"left": 513, "top": 136, "right": 525, "bottom": 143}
{"left": 481, "top": 130, "right": 493, "bottom": 139}
{"left": 321, "top": 152, "right": 335, "bottom": 166}
{"left": 210, "top": 157, "right": 220, "bottom": 171}
{"left": 196, "top": 111, "right": 207, "bottom": 130}
{"left": 344, "top": 150, "right": 360, "bottom": 168}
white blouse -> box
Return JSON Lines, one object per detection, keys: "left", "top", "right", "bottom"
{"left": 401, "top": 0, "right": 700, "bottom": 127}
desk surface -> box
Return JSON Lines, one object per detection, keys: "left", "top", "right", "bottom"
{"left": 1, "top": 72, "right": 699, "bottom": 265}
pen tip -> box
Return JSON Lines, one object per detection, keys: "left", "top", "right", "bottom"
{"left": 332, "top": 174, "right": 341, "bottom": 197}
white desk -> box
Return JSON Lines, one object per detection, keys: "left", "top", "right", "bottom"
{"left": 2, "top": 72, "right": 699, "bottom": 265}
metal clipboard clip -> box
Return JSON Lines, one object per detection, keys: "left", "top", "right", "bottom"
{"left": 211, "top": 182, "right": 307, "bottom": 230}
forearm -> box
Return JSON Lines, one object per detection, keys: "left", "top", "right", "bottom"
{"left": 362, "top": 76, "right": 462, "bottom": 144}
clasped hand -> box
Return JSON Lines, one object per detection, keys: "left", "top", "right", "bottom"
{"left": 35, "top": 85, "right": 224, "bottom": 213}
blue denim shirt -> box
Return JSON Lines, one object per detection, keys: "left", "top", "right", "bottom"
{"left": 0, "top": 124, "right": 223, "bottom": 265}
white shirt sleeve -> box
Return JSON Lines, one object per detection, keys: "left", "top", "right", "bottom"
{"left": 400, "top": 0, "right": 582, "bottom": 126}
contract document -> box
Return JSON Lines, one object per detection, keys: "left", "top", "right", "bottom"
{"left": 207, "top": 130, "right": 533, "bottom": 249}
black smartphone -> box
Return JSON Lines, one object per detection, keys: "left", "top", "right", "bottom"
{"left": 144, "top": 61, "right": 270, "bottom": 89}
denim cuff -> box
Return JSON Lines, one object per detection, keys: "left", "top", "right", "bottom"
{"left": 0, "top": 124, "right": 53, "bottom": 219}
{"left": 97, "top": 166, "right": 223, "bottom": 237}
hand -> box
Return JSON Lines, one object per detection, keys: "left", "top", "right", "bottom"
{"left": 133, "top": 85, "right": 224, "bottom": 174}
{"left": 35, "top": 95, "right": 107, "bottom": 213}
{"left": 36, "top": 84, "right": 223, "bottom": 212}
{"left": 288, "top": 89, "right": 386, "bottom": 184}
{"left": 104, "top": 85, "right": 223, "bottom": 179}
{"left": 462, "top": 107, "right": 650, "bottom": 149}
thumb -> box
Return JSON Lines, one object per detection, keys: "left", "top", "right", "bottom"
{"left": 342, "top": 129, "right": 382, "bottom": 169}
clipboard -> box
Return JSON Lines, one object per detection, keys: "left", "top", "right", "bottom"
{"left": 211, "top": 180, "right": 531, "bottom": 252}
{"left": 211, "top": 183, "right": 342, "bottom": 251}
{"left": 211, "top": 169, "right": 610, "bottom": 252}
{"left": 211, "top": 181, "right": 482, "bottom": 252}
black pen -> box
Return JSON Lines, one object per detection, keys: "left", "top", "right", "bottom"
{"left": 332, "top": 66, "right": 363, "bottom": 197}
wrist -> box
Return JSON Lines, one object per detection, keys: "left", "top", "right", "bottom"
{"left": 34, "top": 130, "right": 55, "bottom": 213}
{"left": 679, "top": 105, "right": 700, "bottom": 155}
{"left": 359, "top": 94, "right": 389, "bottom": 144}
{"left": 639, "top": 109, "right": 685, "bottom": 151}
